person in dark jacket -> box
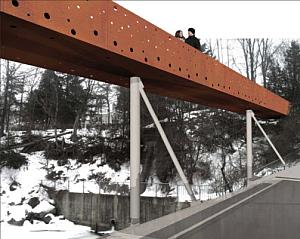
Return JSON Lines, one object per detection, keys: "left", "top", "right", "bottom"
{"left": 175, "top": 30, "right": 185, "bottom": 42}
{"left": 185, "top": 28, "right": 201, "bottom": 51}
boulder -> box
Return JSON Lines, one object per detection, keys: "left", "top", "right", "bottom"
{"left": 43, "top": 215, "right": 52, "bottom": 224}
{"left": 9, "top": 181, "right": 20, "bottom": 191}
{"left": 8, "top": 218, "right": 25, "bottom": 226}
{"left": 28, "top": 197, "right": 40, "bottom": 208}
{"left": 26, "top": 201, "right": 56, "bottom": 224}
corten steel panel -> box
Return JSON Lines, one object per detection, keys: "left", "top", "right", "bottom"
{"left": 0, "top": 0, "right": 290, "bottom": 118}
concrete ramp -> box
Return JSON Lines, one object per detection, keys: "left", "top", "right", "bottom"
{"left": 106, "top": 168, "right": 300, "bottom": 239}
{"left": 175, "top": 180, "right": 300, "bottom": 239}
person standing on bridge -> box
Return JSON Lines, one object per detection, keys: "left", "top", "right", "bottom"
{"left": 175, "top": 30, "right": 185, "bottom": 42}
{"left": 185, "top": 28, "right": 201, "bottom": 51}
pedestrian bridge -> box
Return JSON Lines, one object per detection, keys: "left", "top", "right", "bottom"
{"left": 0, "top": 0, "right": 294, "bottom": 235}
{"left": 0, "top": 0, "right": 290, "bottom": 118}
{"left": 108, "top": 165, "right": 300, "bottom": 239}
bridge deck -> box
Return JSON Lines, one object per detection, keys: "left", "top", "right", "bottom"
{"left": 0, "top": 0, "right": 290, "bottom": 118}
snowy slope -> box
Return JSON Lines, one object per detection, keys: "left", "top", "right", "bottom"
{"left": 0, "top": 151, "right": 100, "bottom": 239}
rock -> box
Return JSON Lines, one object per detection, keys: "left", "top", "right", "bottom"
{"left": 8, "top": 218, "right": 25, "bottom": 226}
{"left": 16, "top": 197, "right": 26, "bottom": 206}
{"left": 28, "top": 197, "right": 40, "bottom": 208}
{"left": 26, "top": 201, "right": 56, "bottom": 223}
{"left": 43, "top": 215, "right": 52, "bottom": 224}
{"left": 9, "top": 181, "right": 20, "bottom": 191}
{"left": 32, "top": 201, "right": 56, "bottom": 215}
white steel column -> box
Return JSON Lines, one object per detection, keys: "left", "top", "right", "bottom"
{"left": 246, "top": 110, "right": 253, "bottom": 185}
{"left": 130, "top": 77, "right": 140, "bottom": 225}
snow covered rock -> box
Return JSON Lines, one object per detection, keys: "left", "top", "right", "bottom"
{"left": 26, "top": 200, "right": 56, "bottom": 224}
{"left": 9, "top": 180, "right": 20, "bottom": 191}
{"left": 31, "top": 200, "right": 56, "bottom": 214}
{"left": 7, "top": 218, "right": 25, "bottom": 226}
{"left": 7, "top": 204, "right": 31, "bottom": 226}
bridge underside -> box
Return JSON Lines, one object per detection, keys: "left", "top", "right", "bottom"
{"left": 0, "top": 0, "right": 290, "bottom": 118}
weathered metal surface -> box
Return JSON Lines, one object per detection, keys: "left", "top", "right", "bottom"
{"left": 0, "top": 0, "right": 290, "bottom": 118}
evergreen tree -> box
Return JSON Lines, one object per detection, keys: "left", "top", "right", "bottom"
{"left": 265, "top": 41, "right": 300, "bottom": 164}
{"left": 24, "top": 70, "right": 86, "bottom": 130}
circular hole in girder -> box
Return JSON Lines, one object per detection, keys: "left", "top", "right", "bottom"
{"left": 130, "top": 48, "right": 134, "bottom": 52}
{"left": 157, "top": 57, "right": 160, "bottom": 61}
{"left": 113, "top": 41, "right": 118, "bottom": 46}
{"left": 27, "top": 13, "right": 31, "bottom": 16}
{"left": 71, "top": 29, "right": 76, "bottom": 35}
{"left": 218, "top": 83, "right": 220, "bottom": 87}
{"left": 12, "top": 0, "right": 19, "bottom": 7}
{"left": 169, "top": 63, "right": 172, "bottom": 68}
{"left": 188, "top": 74, "right": 190, "bottom": 78}
{"left": 44, "top": 12, "right": 50, "bottom": 20}
{"left": 179, "top": 67, "right": 182, "bottom": 72}
{"left": 205, "top": 77, "right": 208, "bottom": 80}
{"left": 113, "top": 6, "right": 118, "bottom": 11}
{"left": 212, "top": 84, "right": 214, "bottom": 87}
{"left": 94, "top": 30, "right": 98, "bottom": 36}
{"left": 196, "top": 73, "right": 198, "bottom": 77}
{"left": 144, "top": 57, "right": 148, "bottom": 62}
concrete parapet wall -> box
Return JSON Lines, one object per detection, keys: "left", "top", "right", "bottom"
{"left": 52, "top": 191, "right": 190, "bottom": 230}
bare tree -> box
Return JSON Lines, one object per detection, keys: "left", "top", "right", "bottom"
{"left": 238, "top": 39, "right": 260, "bottom": 82}
{"left": 0, "top": 61, "right": 22, "bottom": 137}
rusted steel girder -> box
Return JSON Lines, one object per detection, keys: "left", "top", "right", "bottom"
{"left": 0, "top": 0, "right": 290, "bottom": 118}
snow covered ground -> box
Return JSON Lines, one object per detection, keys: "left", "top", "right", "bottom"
{"left": 0, "top": 151, "right": 101, "bottom": 239}
{"left": 1, "top": 221, "right": 99, "bottom": 239}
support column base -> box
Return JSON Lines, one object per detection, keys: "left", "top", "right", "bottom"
{"left": 131, "top": 218, "right": 140, "bottom": 225}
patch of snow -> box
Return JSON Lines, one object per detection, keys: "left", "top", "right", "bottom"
{"left": 1, "top": 222, "right": 99, "bottom": 239}
{"left": 31, "top": 201, "right": 55, "bottom": 214}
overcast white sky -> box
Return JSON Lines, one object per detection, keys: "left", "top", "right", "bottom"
{"left": 115, "top": 1, "right": 300, "bottom": 39}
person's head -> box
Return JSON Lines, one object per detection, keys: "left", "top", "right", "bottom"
{"left": 175, "top": 30, "right": 184, "bottom": 38}
{"left": 188, "top": 28, "right": 195, "bottom": 36}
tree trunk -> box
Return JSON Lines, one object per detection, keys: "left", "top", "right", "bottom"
{"left": 71, "top": 112, "right": 81, "bottom": 142}
{"left": 220, "top": 150, "right": 233, "bottom": 193}
{"left": 18, "top": 76, "right": 25, "bottom": 130}
{"left": 0, "top": 61, "right": 9, "bottom": 137}
{"left": 54, "top": 80, "right": 59, "bottom": 148}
